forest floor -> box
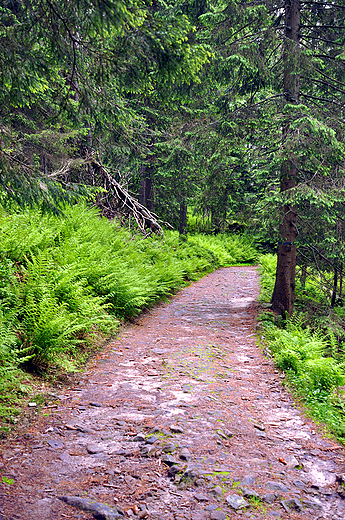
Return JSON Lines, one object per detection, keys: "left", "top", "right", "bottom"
{"left": 1, "top": 266, "right": 345, "bottom": 520}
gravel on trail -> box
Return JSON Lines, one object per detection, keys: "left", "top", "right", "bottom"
{"left": 1, "top": 266, "right": 345, "bottom": 520}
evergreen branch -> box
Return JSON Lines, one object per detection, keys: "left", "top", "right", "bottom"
{"left": 1, "top": 150, "right": 36, "bottom": 171}
{"left": 302, "top": 25, "right": 345, "bottom": 29}
{"left": 225, "top": 94, "right": 283, "bottom": 117}
{"left": 265, "top": 42, "right": 283, "bottom": 65}
{"left": 220, "top": 5, "right": 283, "bottom": 44}
{"left": 301, "top": 35, "right": 344, "bottom": 45}
{"left": 308, "top": 244, "right": 337, "bottom": 271}
{"left": 45, "top": 0, "right": 80, "bottom": 45}
{"left": 269, "top": 56, "right": 283, "bottom": 72}
{"left": 221, "top": 20, "right": 254, "bottom": 45}
{"left": 314, "top": 54, "right": 338, "bottom": 60}
{"left": 300, "top": 93, "right": 344, "bottom": 106}
{"left": 301, "top": 1, "right": 345, "bottom": 8}
{"left": 225, "top": 27, "right": 274, "bottom": 47}
{"left": 301, "top": 75, "right": 345, "bottom": 96}
{"left": 297, "top": 248, "right": 313, "bottom": 264}
{"left": 260, "top": 147, "right": 280, "bottom": 157}
{"left": 299, "top": 39, "right": 339, "bottom": 61}
{"left": 315, "top": 68, "right": 345, "bottom": 89}
{"left": 245, "top": 94, "right": 284, "bottom": 108}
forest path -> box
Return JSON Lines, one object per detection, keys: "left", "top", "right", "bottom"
{"left": 1, "top": 266, "right": 345, "bottom": 520}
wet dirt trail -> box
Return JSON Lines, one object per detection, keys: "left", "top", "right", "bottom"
{"left": 1, "top": 266, "right": 345, "bottom": 520}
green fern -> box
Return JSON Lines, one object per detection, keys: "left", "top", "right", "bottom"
{"left": 0, "top": 202, "right": 257, "bottom": 369}
{"left": 303, "top": 358, "right": 345, "bottom": 391}
{"left": 258, "top": 254, "right": 276, "bottom": 302}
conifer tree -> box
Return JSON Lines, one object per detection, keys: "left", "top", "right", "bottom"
{"left": 188, "top": 0, "right": 345, "bottom": 314}
{"left": 271, "top": 0, "right": 300, "bottom": 315}
{"left": 0, "top": 0, "right": 209, "bottom": 218}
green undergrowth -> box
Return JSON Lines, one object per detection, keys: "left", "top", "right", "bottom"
{"left": 259, "top": 255, "right": 345, "bottom": 442}
{"left": 0, "top": 203, "right": 257, "bottom": 427}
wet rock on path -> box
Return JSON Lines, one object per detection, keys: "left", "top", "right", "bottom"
{"left": 1, "top": 266, "right": 345, "bottom": 520}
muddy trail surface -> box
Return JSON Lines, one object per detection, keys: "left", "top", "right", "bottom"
{"left": 1, "top": 266, "right": 345, "bottom": 520}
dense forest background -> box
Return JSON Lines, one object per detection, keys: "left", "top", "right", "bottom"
{"left": 2, "top": 0, "right": 345, "bottom": 314}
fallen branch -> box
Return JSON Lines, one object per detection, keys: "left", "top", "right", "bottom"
{"left": 89, "top": 158, "right": 170, "bottom": 238}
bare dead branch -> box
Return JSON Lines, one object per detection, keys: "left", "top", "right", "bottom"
{"left": 87, "top": 158, "right": 172, "bottom": 238}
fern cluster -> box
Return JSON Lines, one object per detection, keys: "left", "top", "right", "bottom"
{"left": 257, "top": 254, "right": 277, "bottom": 302}
{"left": 259, "top": 276, "right": 345, "bottom": 440}
{"left": 0, "top": 202, "right": 257, "bottom": 422}
{"left": 263, "top": 315, "right": 345, "bottom": 392}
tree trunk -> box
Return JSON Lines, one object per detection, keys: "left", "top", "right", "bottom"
{"left": 300, "top": 264, "right": 307, "bottom": 289}
{"left": 179, "top": 199, "right": 188, "bottom": 236}
{"left": 139, "top": 94, "right": 155, "bottom": 212}
{"left": 139, "top": 164, "right": 155, "bottom": 212}
{"left": 271, "top": 0, "right": 300, "bottom": 316}
{"left": 271, "top": 166, "right": 298, "bottom": 315}
{"left": 340, "top": 263, "right": 343, "bottom": 298}
{"left": 211, "top": 209, "right": 220, "bottom": 234}
{"left": 331, "top": 268, "right": 338, "bottom": 308}
{"left": 40, "top": 153, "right": 49, "bottom": 175}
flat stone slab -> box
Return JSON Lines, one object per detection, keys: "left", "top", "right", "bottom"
{"left": 266, "top": 481, "right": 289, "bottom": 493}
{"left": 226, "top": 494, "right": 249, "bottom": 510}
{"left": 86, "top": 444, "right": 104, "bottom": 454}
{"left": 58, "top": 496, "right": 123, "bottom": 520}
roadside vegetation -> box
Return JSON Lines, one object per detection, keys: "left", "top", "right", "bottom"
{"left": 259, "top": 255, "right": 345, "bottom": 442}
{"left": 0, "top": 202, "right": 257, "bottom": 430}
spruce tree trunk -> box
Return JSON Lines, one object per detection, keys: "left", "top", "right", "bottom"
{"left": 300, "top": 264, "right": 307, "bottom": 289}
{"left": 179, "top": 199, "right": 188, "bottom": 236}
{"left": 271, "top": 0, "right": 300, "bottom": 316}
{"left": 340, "top": 263, "right": 343, "bottom": 298}
{"left": 211, "top": 209, "right": 220, "bottom": 234}
{"left": 139, "top": 164, "right": 155, "bottom": 211}
{"left": 139, "top": 95, "right": 155, "bottom": 212}
{"left": 331, "top": 268, "right": 338, "bottom": 308}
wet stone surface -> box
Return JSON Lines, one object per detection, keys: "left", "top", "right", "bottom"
{"left": 1, "top": 266, "right": 345, "bottom": 520}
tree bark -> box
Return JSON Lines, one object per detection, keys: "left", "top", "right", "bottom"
{"left": 139, "top": 94, "right": 155, "bottom": 212}
{"left": 331, "top": 268, "right": 338, "bottom": 308}
{"left": 340, "top": 263, "right": 343, "bottom": 298}
{"left": 139, "top": 164, "right": 155, "bottom": 212}
{"left": 300, "top": 264, "right": 307, "bottom": 289}
{"left": 179, "top": 199, "right": 188, "bottom": 236}
{"left": 211, "top": 209, "right": 220, "bottom": 234}
{"left": 271, "top": 0, "right": 300, "bottom": 316}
